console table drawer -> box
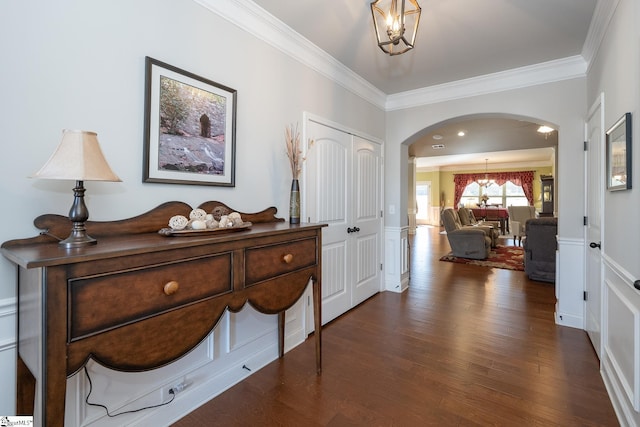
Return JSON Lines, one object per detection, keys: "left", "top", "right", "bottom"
{"left": 69, "top": 252, "right": 232, "bottom": 340}
{"left": 245, "top": 237, "right": 317, "bottom": 285}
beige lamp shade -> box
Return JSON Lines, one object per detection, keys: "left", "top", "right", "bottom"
{"left": 33, "top": 129, "right": 121, "bottom": 182}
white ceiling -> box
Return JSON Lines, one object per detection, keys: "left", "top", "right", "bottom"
{"left": 246, "top": 0, "right": 598, "bottom": 167}
{"left": 251, "top": 0, "right": 597, "bottom": 94}
{"left": 409, "top": 116, "right": 558, "bottom": 169}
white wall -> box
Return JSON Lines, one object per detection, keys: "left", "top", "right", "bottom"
{"left": 0, "top": 0, "right": 384, "bottom": 423}
{"left": 586, "top": 0, "right": 640, "bottom": 425}
{"left": 587, "top": 0, "right": 639, "bottom": 272}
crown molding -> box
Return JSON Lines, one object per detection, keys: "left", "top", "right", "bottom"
{"left": 582, "top": 0, "right": 620, "bottom": 70}
{"left": 385, "top": 55, "right": 587, "bottom": 111}
{"left": 193, "top": 0, "right": 387, "bottom": 109}
{"left": 195, "top": 0, "right": 601, "bottom": 113}
{"left": 416, "top": 160, "right": 553, "bottom": 173}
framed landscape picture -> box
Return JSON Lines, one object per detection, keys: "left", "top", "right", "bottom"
{"left": 143, "top": 57, "right": 237, "bottom": 186}
{"left": 606, "top": 112, "right": 632, "bottom": 191}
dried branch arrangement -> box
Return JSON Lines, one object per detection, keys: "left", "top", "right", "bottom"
{"left": 285, "top": 123, "right": 313, "bottom": 179}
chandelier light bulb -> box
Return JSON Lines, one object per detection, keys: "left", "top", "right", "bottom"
{"left": 386, "top": 12, "right": 402, "bottom": 41}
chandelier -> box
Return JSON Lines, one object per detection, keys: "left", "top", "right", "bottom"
{"left": 370, "top": 0, "right": 421, "bottom": 56}
{"left": 478, "top": 159, "right": 495, "bottom": 188}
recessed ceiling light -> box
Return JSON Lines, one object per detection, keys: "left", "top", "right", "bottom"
{"left": 537, "top": 125, "right": 554, "bottom": 133}
{"left": 457, "top": 131, "right": 465, "bottom": 137}
{"left": 432, "top": 134, "right": 443, "bottom": 140}
{"left": 432, "top": 144, "right": 445, "bottom": 149}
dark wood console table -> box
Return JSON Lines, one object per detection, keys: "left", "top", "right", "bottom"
{"left": 1, "top": 201, "right": 325, "bottom": 426}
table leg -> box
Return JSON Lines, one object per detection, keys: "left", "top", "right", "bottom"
{"left": 312, "top": 277, "right": 322, "bottom": 374}
{"left": 277, "top": 311, "right": 285, "bottom": 358}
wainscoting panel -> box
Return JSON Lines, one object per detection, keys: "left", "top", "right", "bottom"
{"left": 601, "top": 256, "right": 640, "bottom": 426}
{"left": 384, "top": 226, "right": 409, "bottom": 293}
{"left": 555, "top": 237, "right": 584, "bottom": 328}
{"left": 429, "top": 207, "right": 441, "bottom": 226}
{"left": 0, "top": 297, "right": 16, "bottom": 417}
{"left": 11, "top": 300, "right": 294, "bottom": 427}
{"left": 605, "top": 280, "right": 638, "bottom": 408}
{"left": 65, "top": 334, "right": 216, "bottom": 426}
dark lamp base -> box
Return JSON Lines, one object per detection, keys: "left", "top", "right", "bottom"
{"left": 59, "top": 228, "right": 97, "bottom": 249}
{"left": 60, "top": 180, "right": 98, "bottom": 249}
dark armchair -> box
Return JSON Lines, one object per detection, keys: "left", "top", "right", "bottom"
{"left": 523, "top": 217, "right": 558, "bottom": 282}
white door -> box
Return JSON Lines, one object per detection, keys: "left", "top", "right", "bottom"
{"left": 585, "top": 94, "right": 604, "bottom": 359}
{"left": 305, "top": 121, "right": 351, "bottom": 324}
{"left": 305, "top": 119, "right": 382, "bottom": 324}
{"left": 352, "top": 135, "right": 382, "bottom": 305}
{"left": 415, "top": 181, "right": 431, "bottom": 225}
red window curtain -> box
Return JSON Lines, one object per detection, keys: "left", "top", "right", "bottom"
{"left": 453, "top": 171, "right": 535, "bottom": 207}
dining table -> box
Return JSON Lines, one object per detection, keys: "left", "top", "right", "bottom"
{"left": 470, "top": 207, "right": 509, "bottom": 234}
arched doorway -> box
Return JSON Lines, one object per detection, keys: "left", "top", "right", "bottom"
{"left": 407, "top": 114, "right": 557, "bottom": 233}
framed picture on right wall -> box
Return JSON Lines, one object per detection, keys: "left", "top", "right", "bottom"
{"left": 606, "top": 112, "right": 632, "bottom": 191}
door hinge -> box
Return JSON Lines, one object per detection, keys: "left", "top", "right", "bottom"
{"left": 584, "top": 291, "right": 588, "bottom": 301}
{"left": 584, "top": 140, "right": 588, "bottom": 151}
{"left": 380, "top": 263, "right": 383, "bottom": 271}
{"left": 583, "top": 216, "right": 588, "bottom": 226}
{"left": 381, "top": 210, "right": 383, "bottom": 218}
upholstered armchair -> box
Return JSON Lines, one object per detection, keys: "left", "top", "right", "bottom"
{"left": 442, "top": 209, "right": 491, "bottom": 260}
{"left": 457, "top": 207, "right": 478, "bottom": 226}
{"left": 523, "top": 217, "right": 558, "bottom": 282}
{"left": 457, "top": 207, "right": 498, "bottom": 247}
{"left": 507, "top": 205, "right": 536, "bottom": 246}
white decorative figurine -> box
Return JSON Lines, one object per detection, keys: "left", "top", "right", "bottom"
{"left": 168, "top": 215, "right": 189, "bottom": 230}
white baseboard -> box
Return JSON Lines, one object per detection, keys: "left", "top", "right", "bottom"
{"left": 554, "top": 310, "right": 583, "bottom": 329}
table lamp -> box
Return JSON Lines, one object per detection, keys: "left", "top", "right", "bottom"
{"left": 32, "top": 129, "right": 121, "bottom": 248}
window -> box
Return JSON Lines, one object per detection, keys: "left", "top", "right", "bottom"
{"left": 459, "top": 181, "right": 528, "bottom": 207}
{"left": 459, "top": 182, "right": 480, "bottom": 207}
{"left": 504, "top": 181, "right": 528, "bottom": 206}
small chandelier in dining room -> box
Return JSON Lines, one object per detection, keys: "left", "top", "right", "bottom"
{"left": 478, "top": 159, "right": 495, "bottom": 188}
{"left": 370, "top": 0, "right": 421, "bottom": 56}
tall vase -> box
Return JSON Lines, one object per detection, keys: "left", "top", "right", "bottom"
{"left": 289, "top": 178, "right": 300, "bottom": 224}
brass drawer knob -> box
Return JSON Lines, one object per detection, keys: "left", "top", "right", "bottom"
{"left": 163, "top": 280, "right": 179, "bottom": 295}
{"left": 282, "top": 253, "right": 294, "bottom": 264}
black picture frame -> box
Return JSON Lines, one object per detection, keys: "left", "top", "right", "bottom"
{"left": 143, "top": 57, "right": 237, "bottom": 186}
{"left": 606, "top": 112, "right": 632, "bottom": 191}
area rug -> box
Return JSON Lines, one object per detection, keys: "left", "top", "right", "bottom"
{"left": 440, "top": 245, "right": 524, "bottom": 271}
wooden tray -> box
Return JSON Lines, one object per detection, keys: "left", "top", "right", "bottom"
{"left": 158, "top": 222, "right": 252, "bottom": 236}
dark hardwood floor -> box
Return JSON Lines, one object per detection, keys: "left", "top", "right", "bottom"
{"left": 173, "top": 226, "right": 618, "bottom": 426}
